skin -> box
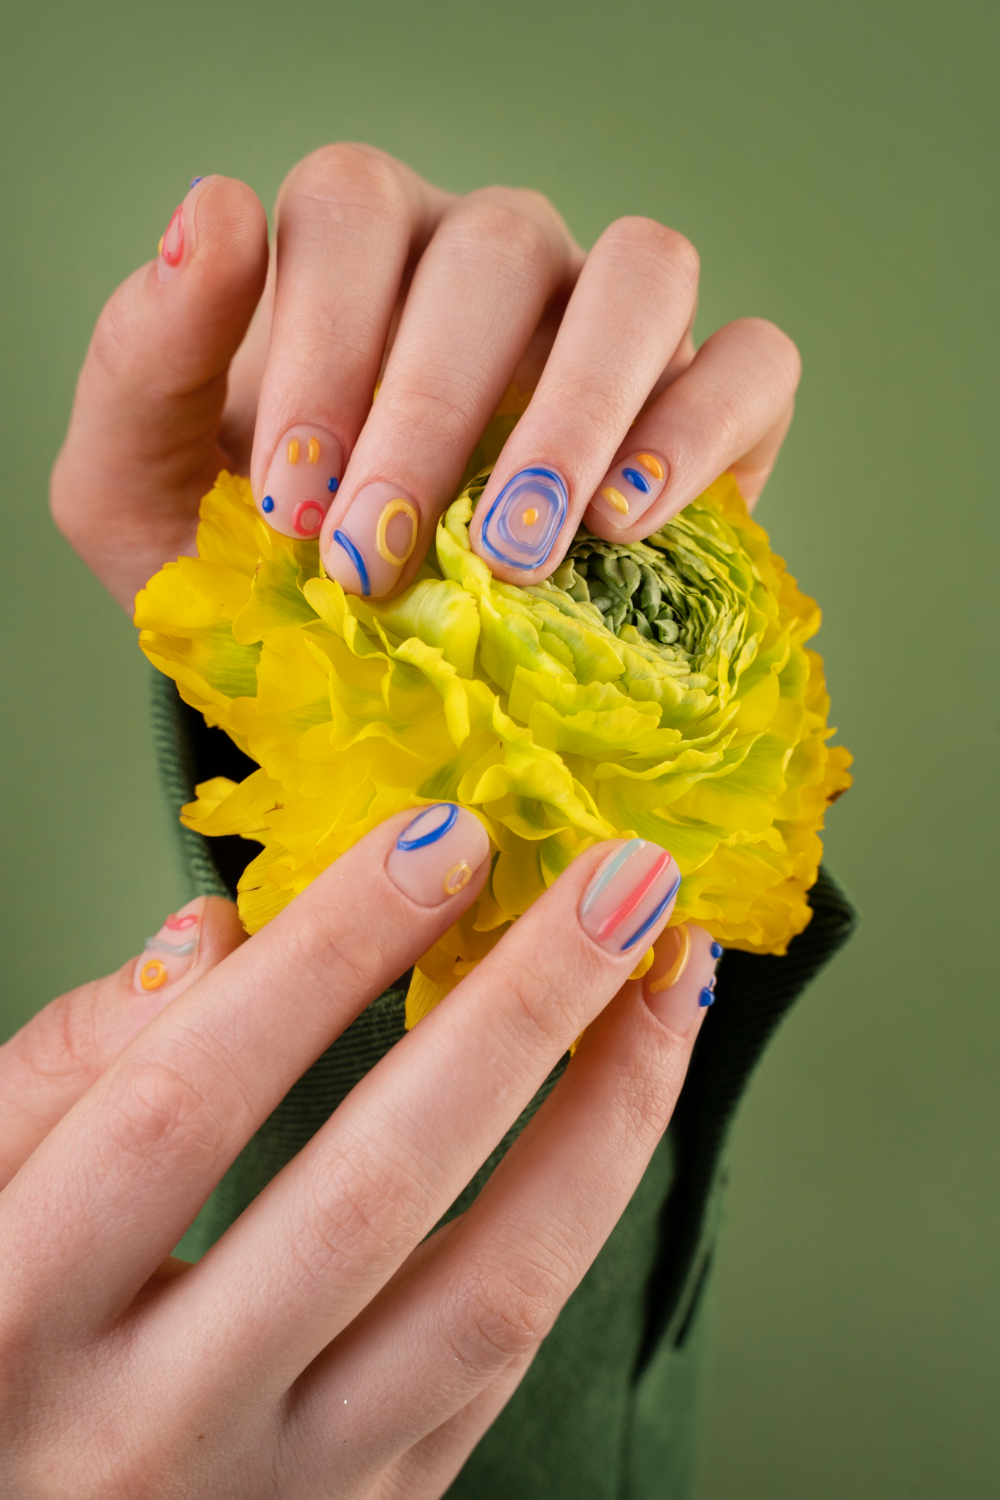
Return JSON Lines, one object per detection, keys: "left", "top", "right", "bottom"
{"left": 20, "top": 145, "right": 797, "bottom": 1493}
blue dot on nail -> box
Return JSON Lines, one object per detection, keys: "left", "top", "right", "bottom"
{"left": 262, "top": 496, "right": 275, "bottom": 514}
{"left": 622, "top": 466, "right": 651, "bottom": 493}
{"left": 710, "top": 941, "right": 723, "bottom": 959}
{"left": 699, "top": 986, "right": 716, "bottom": 1008}
{"left": 327, "top": 476, "right": 339, "bottom": 492}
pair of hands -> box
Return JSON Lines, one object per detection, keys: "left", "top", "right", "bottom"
{"left": 7, "top": 145, "right": 797, "bottom": 1495}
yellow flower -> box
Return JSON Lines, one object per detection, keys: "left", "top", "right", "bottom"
{"left": 136, "top": 461, "right": 851, "bottom": 1026}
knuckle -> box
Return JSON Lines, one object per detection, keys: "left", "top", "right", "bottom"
{"left": 283, "top": 142, "right": 410, "bottom": 221}
{"left": 448, "top": 1264, "right": 556, "bottom": 1369}
{"left": 378, "top": 371, "right": 485, "bottom": 448}
{"left": 6, "top": 985, "right": 104, "bottom": 1094}
{"left": 545, "top": 364, "right": 636, "bottom": 436}
{"left": 491, "top": 952, "right": 575, "bottom": 1061}
{"left": 731, "top": 316, "right": 802, "bottom": 386}
{"left": 103, "top": 1054, "right": 230, "bottom": 1171}
{"left": 601, "top": 217, "right": 700, "bottom": 290}
{"left": 452, "top": 194, "right": 555, "bottom": 276}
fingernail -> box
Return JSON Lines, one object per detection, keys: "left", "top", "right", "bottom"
{"left": 386, "top": 804, "right": 490, "bottom": 907}
{"left": 477, "top": 465, "right": 569, "bottom": 572}
{"left": 156, "top": 177, "right": 209, "bottom": 284}
{"left": 258, "top": 426, "right": 344, "bottom": 537}
{"left": 643, "top": 924, "right": 722, "bottom": 1033}
{"left": 322, "top": 480, "right": 420, "bottom": 598}
{"left": 592, "top": 451, "right": 670, "bottom": 528}
{"left": 579, "top": 838, "right": 680, "bottom": 954}
{"left": 133, "top": 898, "right": 203, "bottom": 995}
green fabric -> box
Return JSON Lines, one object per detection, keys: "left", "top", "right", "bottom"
{"left": 154, "top": 672, "right": 856, "bottom": 1498}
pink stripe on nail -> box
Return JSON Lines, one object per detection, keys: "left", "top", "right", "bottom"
{"left": 595, "top": 850, "right": 671, "bottom": 942}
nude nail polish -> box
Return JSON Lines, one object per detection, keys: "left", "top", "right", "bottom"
{"left": 323, "top": 480, "right": 421, "bottom": 598}
{"left": 579, "top": 838, "right": 680, "bottom": 954}
{"left": 478, "top": 465, "right": 569, "bottom": 571}
{"left": 643, "top": 924, "right": 722, "bottom": 1032}
{"left": 156, "top": 177, "right": 209, "bottom": 284}
{"left": 592, "top": 451, "right": 670, "bottom": 528}
{"left": 258, "top": 425, "right": 344, "bottom": 537}
{"left": 133, "top": 898, "right": 203, "bottom": 995}
{"left": 386, "top": 804, "right": 490, "bottom": 907}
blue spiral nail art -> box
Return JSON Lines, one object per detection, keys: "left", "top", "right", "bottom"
{"left": 622, "top": 466, "right": 651, "bottom": 493}
{"left": 397, "top": 803, "right": 459, "bottom": 851}
{"left": 332, "top": 529, "right": 371, "bottom": 597}
{"left": 479, "top": 466, "right": 569, "bottom": 571}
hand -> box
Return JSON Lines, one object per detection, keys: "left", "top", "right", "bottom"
{"left": 51, "top": 145, "right": 800, "bottom": 612}
{"left": 0, "top": 808, "right": 721, "bottom": 1497}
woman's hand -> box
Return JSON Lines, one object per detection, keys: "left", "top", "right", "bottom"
{"left": 0, "top": 809, "right": 720, "bottom": 1498}
{"left": 51, "top": 144, "right": 800, "bottom": 612}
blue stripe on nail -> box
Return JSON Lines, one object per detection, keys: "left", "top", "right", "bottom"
{"left": 620, "top": 874, "right": 681, "bottom": 951}
{"left": 622, "top": 467, "right": 651, "bottom": 493}
{"left": 333, "top": 529, "right": 371, "bottom": 596}
{"left": 397, "top": 803, "right": 459, "bottom": 851}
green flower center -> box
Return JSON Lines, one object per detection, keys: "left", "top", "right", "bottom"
{"left": 550, "top": 532, "right": 705, "bottom": 651}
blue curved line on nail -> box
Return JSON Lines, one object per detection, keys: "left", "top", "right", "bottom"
{"left": 332, "top": 529, "right": 370, "bottom": 596}
{"left": 620, "top": 874, "right": 681, "bottom": 952}
{"left": 396, "top": 803, "right": 459, "bottom": 851}
{"left": 189, "top": 176, "right": 204, "bottom": 188}
{"left": 479, "top": 466, "right": 568, "bottom": 571}
{"left": 698, "top": 986, "right": 716, "bottom": 1008}
{"left": 261, "top": 495, "right": 275, "bottom": 514}
{"left": 622, "top": 467, "right": 650, "bottom": 493}
{"left": 710, "top": 941, "right": 724, "bottom": 959}
{"left": 580, "top": 838, "right": 643, "bottom": 917}
{"left": 327, "top": 476, "right": 339, "bottom": 492}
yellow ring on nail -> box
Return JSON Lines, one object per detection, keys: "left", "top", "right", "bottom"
{"left": 442, "top": 861, "right": 472, "bottom": 896}
{"left": 139, "top": 958, "right": 169, "bottom": 992}
{"left": 636, "top": 453, "right": 665, "bottom": 480}
{"left": 601, "top": 486, "right": 630, "bottom": 515}
{"left": 375, "top": 498, "right": 419, "bottom": 567}
{"left": 647, "top": 924, "right": 692, "bottom": 994}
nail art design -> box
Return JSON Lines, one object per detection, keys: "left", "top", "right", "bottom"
{"left": 386, "top": 803, "right": 490, "bottom": 907}
{"left": 322, "top": 480, "right": 420, "bottom": 598}
{"left": 133, "top": 900, "right": 202, "bottom": 994}
{"left": 479, "top": 466, "right": 569, "bottom": 571}
{"left": 594, "top": 451, "right": 669, "bottom": 527}
{"left": 643, "top": 924, "right": 722, "bottom": 1031}
{"left": 158, "top": 205, "right": 184, "bottom": 268}
{"left": 258, "top": 424, "right": 343, "bottom": 538}
{"left": 580, "top": 838, "right": 680, "bottom": 953}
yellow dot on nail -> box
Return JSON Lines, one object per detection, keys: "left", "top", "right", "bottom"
{"left": 287, "top": 437, "right": 300, "bottom": 466}
{"left": 307, "top": 436, "right": 321, "bottom": 465}
{"left": 522, "top": 507, "right": 539, "bottom": 526}
{"left": 375, "top": 497, "right": 419, "bottom": 566}
{"left": 442, "top": 861, "right": 472, "bottom": 896}
{"left": 601, "top": 487, "right": 630, "bottom": 515}
{"left": 636, "top": 453, "right": 665, "bottom": 480}
{"left": 139, "top": 959, "right": 169, "bottom": 992}
{"left": 157, "top": 235, "right": 164, "bottom": 255}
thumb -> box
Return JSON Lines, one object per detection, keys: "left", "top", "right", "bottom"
{"left": 0, "top": 896, "right": 245, "bottom": 1188}
{"left": 51, "top": 174, "right": 268, "bottom": 610}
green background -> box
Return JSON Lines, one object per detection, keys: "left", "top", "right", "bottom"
{"left": 1, "top": 0, "right": 996, "bottom": 1494}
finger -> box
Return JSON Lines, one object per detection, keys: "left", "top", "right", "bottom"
{"left": 248, "top": 145, "right": 453, "bottom": 540}
{"left": 161, "top": 838, "right": 681, "bottom": 1399}
{"left": 0, "top": 806, "right": 490, "bottom": 1332}
{"left": 50, "top": 175, "right": 269, "bottom": 610}
{"left": 318, "top": 188, "right": 580, "bottom": 599}
{"left": 584, "top": 317, "right": 801, "bottom": 537}
{"left": 0, "top": 898, "right": 244, "bottom": 1189}
{"left": 290, "top": 925, "right": 721, "bottom": 1484}
{"left": 468, "top": 217, "right": 700, "bottom": 582}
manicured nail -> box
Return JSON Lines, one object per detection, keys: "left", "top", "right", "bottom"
{"left": 477, "top": 465, "right": 569, "bottom": 572}
{"left": 579, "top": 838, "right": 680, "bottom": 954}
{"left": 322, "top": 480, "right": 421, "bottom": 598}
{"left": 258, "top": 425, "right": 344, "bottom": 538}
{"left": 592, "top": 451, "right": 670, "bottom": 528}
{"left": 156, "top": 177, "right": 209, "bottom": 284}
{"left": 386, "top": 804, "right": 490, "bottom": 907}
{"left": 643, "top": 924, "right": 722, "bottom": 1032}
{"left": 133, "top": 898, "right": 203, "bottom": 995}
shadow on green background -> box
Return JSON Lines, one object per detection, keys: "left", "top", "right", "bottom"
{"left": 1, "top": 1, "right": 996, "bottom": 1494}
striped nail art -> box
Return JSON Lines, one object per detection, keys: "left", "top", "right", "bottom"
{"left": 579, "top": 838, "right": 680, "bottom": 953}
